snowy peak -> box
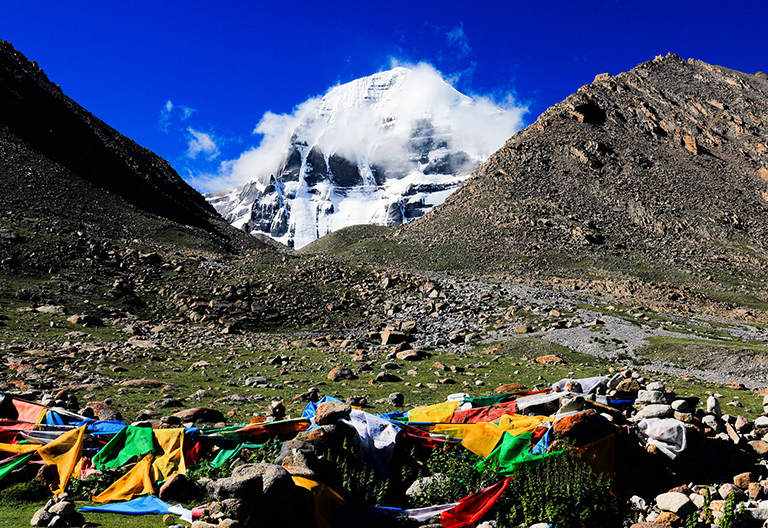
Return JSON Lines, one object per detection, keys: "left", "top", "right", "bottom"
{"left": 207, "top": 64, "right": 525, "bottom": 248}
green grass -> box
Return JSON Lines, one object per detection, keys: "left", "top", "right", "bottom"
{"left": 0, "top": 502, "right": 45, "bottom": 528}
{"left": 0, "top": 501, "right": 169, "bottom": 528}
{"left": 636, "top": 336, "right": 768, "bottom": 415}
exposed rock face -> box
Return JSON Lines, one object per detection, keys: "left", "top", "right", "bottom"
{"left": 0, "top": 39, "right": 265, "bottom": 253}
{"left": 395, "top": 54, "right": 768, "bottom": 281}
{"left": 207, "top": 67, "right": 516, "bottom": 249}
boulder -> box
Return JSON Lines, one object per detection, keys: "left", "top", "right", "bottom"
{"left": 707, "top": 396, "right": 722, "bottom": 417}
{"left": 327, "top": 366, "right": 357, "bottom": 381}
{"left": 718, "top": 483, "right": 744, "bottom": 500}
{"left": 29, "top": 507, "right": 53, "bottom": 527}
{"left": 734, "top": 471, "right": 754, "bottom": 490}
{"left": 655, "top": 492, "right": 696, "bottom": 517}
{"left": 553, "top": 409, "right": 597, "bottom": 437}
{"left": 314, "top": 401, "right": 352, "bottom": 425}
{"left": 85, "top": 402, "right": 122, "bottom": 421}
{"left": 206, "top": 498, "right": 252, "bottom": 524}
{"left": 494, "top": 383, "right": 526, "bottom": 393}
{"left": 387, "top": 392, "right": 405, "bottom": 407}
{"left": 294, "top": 424, "right": 346, "bottom": 449}
{"left": 748, "top": 440, "right": 768, "bottom": 456}
{"left": 633, "top": 404, "right": 673, "bottom": 421}
{"left": 616, "top": 378, "right": 641, "bottom": 394}
{"left": 636, "top": 390, "right": 666, "bottom": 405}
{"left": 381, "top": 329, "right": 408, "bottom": 345}
{"left": 172, "top": 407, "right": 225, "bottom": 424}
{"left": 535, "top": 354, "right": 564, "bottom": 365}
{"left": 701, "top": 414, "right": 722, "bottom": 433}
{"left": 48, "top": 500, "right": 75, "bottom": 516}
{"left": 396, "top": 349, "right": 428, "bottom": 361}
{"left": 373, "top": 371, "right": 402, "bottom": 383}
{"left": 159, "top": 473, "right": 197, "bottom": 502}
{"left": 66, "top": 314, "right": 103, "bottom": 326}
{"left": 35, "top": 305, "right": 66, "bottom": 315}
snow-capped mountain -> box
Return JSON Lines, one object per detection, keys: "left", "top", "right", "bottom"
{"left": 207, "top": 65, "right": 523, "bottom": 248}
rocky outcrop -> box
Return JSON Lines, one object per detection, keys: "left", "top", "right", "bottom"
{"left": 394, "top": 54, "right": 768, "bottom": 285}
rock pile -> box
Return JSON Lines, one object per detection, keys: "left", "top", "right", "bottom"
{"left": 30, "top": 493, "right": 83, "bottom": 527}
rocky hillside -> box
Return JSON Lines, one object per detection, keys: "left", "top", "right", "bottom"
{"left": 0, "top": 39, "right": 265, "bottom": 255}
{"left": 389, "top": 54, "right": 768, "bottom": 292}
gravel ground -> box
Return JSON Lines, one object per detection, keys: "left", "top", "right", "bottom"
{"left": 395, "top": 276, "right": 768, "bottom": 390}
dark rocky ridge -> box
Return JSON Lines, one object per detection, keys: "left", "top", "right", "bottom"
{"left": 392, "top": 54, "right": 768, "bottom": 285}
{"left": 0, "top": 39, "right": 264, "bottom": 253}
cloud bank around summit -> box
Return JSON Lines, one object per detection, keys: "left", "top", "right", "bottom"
{"left": 188, "top": 63, "right": 527, "bottom": 194}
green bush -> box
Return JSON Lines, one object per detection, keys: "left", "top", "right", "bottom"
{"left": 67, "top": 468, "right": 123, "bottom": 501}
{"left": 408, "top": 443, "right": 627, "bottom": 528}
{"left": 408, "top": 443, "right": 493, "bottom": 508}
{"left": 500, "top": 454, "right": 624, "bottom": 528}
{"left": 0, "top": 478, "right": 49, "bottom": 505}
{"left": 319, "top": 436, "right": 391, "bottom": 505}
{"left": 719, "top": 492, "right": 743, "bottom": 528}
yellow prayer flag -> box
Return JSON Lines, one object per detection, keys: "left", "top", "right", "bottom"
{"left": 292, "top": 476, "right": 346, "bottom": 528}
{"left": 408, "top": 400, "right": 460, "bottom": 423}
{"left": 36, "top": 425, "right": 86, "bottom": 495}
{"left": 496, "top": 414, "right": 548, "bottom": 436}
{"left": 92, "top": 453, "right": 154, "bottom": 503}
{"left": 151, "top": 428, "right": 185, "bottom": 481}
{"left": 460, "top": 422, "right": 506, "bottom": 458}
{"left": 0, "top": 442, "right": 39, "bottom": 457}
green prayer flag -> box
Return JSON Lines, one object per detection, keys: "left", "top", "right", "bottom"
{"left": 464, "top": 394, "right": 511, "bottom": 408}
{"left": 210, "top": 442, "right": 263, "bottom": 468}
{"left": 93, "top": 425, "right": 154, "bottom": 470}
{"left": 476, "top": 431, "right": 565, "bottom": 476}
{"left": 0, "top": 452, "right": 34, "bottom": 482}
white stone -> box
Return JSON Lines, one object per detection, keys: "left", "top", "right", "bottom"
{"left": 702, "top": 414, "right": 722, "bottom": 433}
{"left": 689, "top": 493, "right": 705, "bottom": 509}
{"left": 633, "top": 404, "right": 673, "bottom": 421}
{"left": 742, "top": 507, "right": 768, "bottom": 521}
{"left": 707, "top": 396, "right": 722, "bottom": 417}
{"left": 636, "top": 390, "right": 666, "bottom": 404}
{"left": 629, "top": 495, "right": 647, "bottom": 510}
{"left": 647, "top": 381, "right": 665, "bottom": 391}
{"left": 656, "top": 492, "right": 696, "bottom": 516}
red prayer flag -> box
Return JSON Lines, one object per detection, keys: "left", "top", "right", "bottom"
{"left": 440, "top": 477, "right": 511, "bottom": 528}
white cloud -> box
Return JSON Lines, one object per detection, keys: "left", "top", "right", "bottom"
{"left": 186, "top": 128, "right": 220, "bottom": 160}
{"left": 188, "top": 63, "right": 527, "bottom": 194}
{"left": 159, "top": 100, "right": 174, "bottom": 131}
{"left": 160, "top": 100, "right": 197, "bottom": 132}
{"left": 446, "top": 24, "right": 471, "bottom": 57}
{"left": 179, "top": 105, "right": 195, "bottom": 121}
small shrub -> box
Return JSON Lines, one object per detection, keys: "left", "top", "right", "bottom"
{"left": 0, "top": 478, "right": 49, "bottom": 504}
{"left": 408, "top": 443, "right": 493, "bottom": 508}
{"left": 68, "top": 469, "right": 123, "bottom": 501}
{"left": 320, "top": 437, "right": 389, "bottom": 505}
{"left": 719, "top": 492, "right": 743, "bottom": 528}
{"left": 499, "top": 453, "right": 625, "bottom": 528}
{"left": 244, "top": 438, "right": 282, "bottom": 464}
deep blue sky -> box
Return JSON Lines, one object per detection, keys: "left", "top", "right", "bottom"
{"left": 1, "top": 1, "right": 766, "bottom": 190}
